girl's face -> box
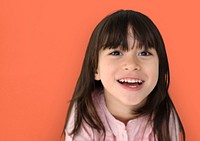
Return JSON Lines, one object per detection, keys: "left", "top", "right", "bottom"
{"left": 95, "top": 29, "right": 159, "bottom": 109}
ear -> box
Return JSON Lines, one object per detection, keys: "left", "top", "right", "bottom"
{"left": 94, "top": 69, "right": 101, "bottom": 80}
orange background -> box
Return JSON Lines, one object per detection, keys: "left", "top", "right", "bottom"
{"left": 0, "top": 0, "right": 199, "bottom": 141}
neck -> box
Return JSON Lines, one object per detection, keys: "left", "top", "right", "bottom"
{"left": 104, "top": 97, "right": 138, "bottom": 125}
{"left": 112, "top": 110, "right": 136, "bottom": 125}
{"left": 103, "top": 92, "right": 147, "bottom": 125}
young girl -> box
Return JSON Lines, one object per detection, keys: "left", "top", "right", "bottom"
{"left": 64, "top": 10, "right": 185, "bottom": 141}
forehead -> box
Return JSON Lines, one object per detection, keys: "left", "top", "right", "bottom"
{"left": 101, "top": 26, "right": 153, "bottom": 51}
{"left": 127, "top": 26, "right": 137, "bottom": 50}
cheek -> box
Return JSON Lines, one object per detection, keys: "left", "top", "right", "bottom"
{"left": 99, "top": 59, "right": 117, "bottom": 71}
{"left": 151, "top": 63, "right": 159, "bottom": 83}
{"left": 99, "top": 65, "right": 116, "bottom": 77}
{"left": 145, "top": 61, "right": 159, "bottom": 82}
{"left": 98, "top": 61, "right": 118, "bottom": 80}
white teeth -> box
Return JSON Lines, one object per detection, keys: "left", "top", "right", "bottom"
{"left": 118, "top": 79, "right": 143, "bottom": 83}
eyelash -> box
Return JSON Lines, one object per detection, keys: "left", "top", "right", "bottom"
{"left": 138, "top": 51, "right": 152, "bottom": 56}
{"left": 109, "top": 50, "right": 152, "bottom": 56}
{"left": 109, "top": 50, "right": 122, "bottom": 56}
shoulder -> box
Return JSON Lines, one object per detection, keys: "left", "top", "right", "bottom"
{"left": 65, "top": 90, "right": 105, "bottom": 141}
{"left": 92, "top": 89, "right": 106, "bottom": 118}
{"left": 169, "top": 110, "right": 181, "bottom": 141}
{"left": 65, "top": 104, "right": 95, "bottom": 141}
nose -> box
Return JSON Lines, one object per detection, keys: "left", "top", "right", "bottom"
{"left": 122, "top": 56, "right": 140, "bottom": 71}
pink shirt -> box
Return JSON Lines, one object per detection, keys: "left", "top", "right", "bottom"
{"left": 65, "top": 91, "right": 180, "bottom": 141}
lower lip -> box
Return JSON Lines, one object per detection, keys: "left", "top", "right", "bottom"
{"left": 118, "top": 82, "right": 144, "bottom": 91}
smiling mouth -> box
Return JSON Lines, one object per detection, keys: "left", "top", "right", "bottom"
{"left": 117, "top": 78, "right": 144, "bottom": 88}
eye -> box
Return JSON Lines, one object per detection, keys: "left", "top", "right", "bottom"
{"left": 138, "top": 50, "right": 152, "bottom": 56}
{"left": 109, "top": 50, "right": 123, "bottom": 56}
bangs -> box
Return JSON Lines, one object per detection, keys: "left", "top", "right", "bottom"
{"left": 98, "top": 10, "right": 157, "bottom": 51}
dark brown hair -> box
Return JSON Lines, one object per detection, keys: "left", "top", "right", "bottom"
{"left": 64, "top": 10, "right": 185, "bottom": 141}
